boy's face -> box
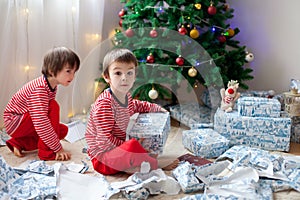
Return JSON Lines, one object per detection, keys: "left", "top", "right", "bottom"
{"left": 104, "top": 61, "right": 136, "bottom": 95}
{"left": 54, "top": 64, "right": 77, "bottom": 86}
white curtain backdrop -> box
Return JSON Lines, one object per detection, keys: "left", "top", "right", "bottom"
{"left": 0, "top": 0, "right": 122, "bottom": 127}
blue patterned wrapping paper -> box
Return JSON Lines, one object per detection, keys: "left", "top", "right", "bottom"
{"left": 172, "top": 161, "right": 205, "bottom": 193}
{"left": 216, "top": 145, "right": 300, "bottom": 193}
{"left": 0, "top": 156, "right": 20, "bottom": 198}
{"left": 182, "top": 129, "right": 230, "bottom": 158}
{"left": 169, "top": 102, "right": 212, "bottom": 128}
{"left": 127, "top": 112, "right": 170, "bottom": 154}
{"left": 237, "top": 97, "right": 281, "bottom": 118}
{"left": 0, "top": 157, "right": 56, "bottom": 199}
{"left": 214, "top": 108, "right": 291, "bottom": 152}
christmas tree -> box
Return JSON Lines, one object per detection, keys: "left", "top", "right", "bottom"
{"left": 105, "top": 0, "right": 254, "bottom": 104}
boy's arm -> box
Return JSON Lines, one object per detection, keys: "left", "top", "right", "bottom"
{"left": 132, "top": 99, "right": 165, "bottom": 113}
{"left": 93, "top": 101, "right": 125, "bottom": 153}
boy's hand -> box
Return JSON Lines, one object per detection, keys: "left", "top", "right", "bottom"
{"left": 55, "top": 149, "right": 71, "bottom": 161}
{"left": 160, "top": 107, "right": 168, "bottom": 112}
{"left": 138, "top": 138, "right": 145, "bottom": 144}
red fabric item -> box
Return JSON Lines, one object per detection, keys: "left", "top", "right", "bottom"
{"left": 90, "top": 138, "right": 158, "bottom": 175}
{"left": 5, "top": 100, "right": 68, "bottom": 160}
{"left": 4, "top": 76, "right": 62, "bottom": 152}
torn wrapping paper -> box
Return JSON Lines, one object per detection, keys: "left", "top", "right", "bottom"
{"left": 127, "top": 112, "right": 170, "bottom": 154}
{"left": 111, "top": 162, "right": 180, "bottom": 199}
{"left": 182, "top": 129, "right": 229, "bottom": 158}
{"left": 65, "top": 161, "right": 89, "bottom": 173}
{"left": 0, "top": 157, "right": 56, "bottom": 200}
{"left": 214, "top": 108, "right": 291, "bottom": 151}
{"left": 0, "top": 129, "right": 10, "bottom": 146}
{"left": 13, "top": 160, "right": 54, "bottom": 176}
{"left": 175, "top": 160, "right": 272, "bottom": 200}
{"left": 195, "top": 160, "right": 263, "bottom": 199}
{"left": 5, "top": 171, "right": 56, "bottom": 199}
{"left": 216, "top": 145, "right": 300, "bottom": 192}
{"left": 172, "top": 161, "right": 204, "bottom": 193}
{"left": 54, "top": 163, "right": 119, "bottom": 200}
{"left": 180, "top": 193, "right": 251, "bottom": 200}
{"left": 0, "top": 158, "right": 96, "bottom": 200}
{"left": 237, "top": 96, "right": 281, "bottom": 118}
{"left": 180, "top": 179, "right": 274, "bottom": 200}
{"left": 0, "top": 156, "right": 20, "bottom": 198}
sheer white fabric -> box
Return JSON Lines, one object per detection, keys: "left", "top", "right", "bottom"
{"left": 0, "top": 0, "right": 121, "bottom": 126}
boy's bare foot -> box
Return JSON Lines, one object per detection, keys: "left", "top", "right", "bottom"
{"left": 162, "top": 159, "right": 180, "bottom": 171}
{"left": 13, "top": 147, "right": 24, "bottom": 157}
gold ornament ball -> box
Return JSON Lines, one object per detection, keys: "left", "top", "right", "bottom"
{"left": 188, "top": 67, "right": 197, "bottom": 77}
{"left": 190, "top": 29, "right": 200, "bottom": 39}
{"left": 227, "top": 28, "right": 235, "bottom": 37}
{"left": 195, "top": 3, "right": 201, "bottom": 9}
{"left": 148, "top": 88, "right": 158, "bottom": 99}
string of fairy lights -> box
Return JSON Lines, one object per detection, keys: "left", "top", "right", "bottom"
{"left": 115, "top": 1, "right": 239, "bottom": 78}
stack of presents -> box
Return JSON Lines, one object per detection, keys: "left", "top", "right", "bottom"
{"left": 126, "top": 88, "right": 300, "bottom": 199}
{"left": 168, "top": 89, "right": 300, "bottom": 199}
{"left": 170, "top": 89, "right": 300, "bottom": 157}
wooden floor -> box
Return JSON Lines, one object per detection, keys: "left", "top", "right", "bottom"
{"left": 289, "top": 142, "right": 300, "bottom": 155}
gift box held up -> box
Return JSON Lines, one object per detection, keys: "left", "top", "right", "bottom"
{"left": 214, "top": 108, "right": 291, "bottom": 152}
{"left": 127, "top": 112, "right": 170, "bottom": 154}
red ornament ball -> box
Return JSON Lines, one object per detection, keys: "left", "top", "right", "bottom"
{"left": 176, "top": 56, "right": 184, "bottom": 66}
{"left": 125, "top": 28, "right": 134, "bottom": 37}
{"left": 118, "top": 9, "right": 126, "bottom": 18}
{"left": 146, "top": 54, "right": 155, "bottom": 63}
{"left": 178, "top": 26, "right": 187, "bottom": 35}
{"left": 218, "top": 35, "right": 226, "bottom": 43}
{"left": 119, "top": 19, "right": 123, "bottom": 27}
{"left": 150, "top": 29, "right": 158, "bottom": 38}
{"left": 208, "top": 5, "right": 217, "bottom": 15}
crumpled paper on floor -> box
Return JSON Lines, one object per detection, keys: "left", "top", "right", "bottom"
{"left": 174, "top": 160, "right": 272, "bottom": 200}
{"left": 54, "top": 163, "right": 119, "bottom": 200}
{"left": 0, "top": 129, "right": 10, "bottom": 146}
{"left": 0, "top": 156, "right": 56, "bottom": 200}
{"left": 195, "top": 160, "right": 267, "bottom": 199}
{"left": 0, "top": 157, "right": 111, "bottom": 200}
{"left": 216, "top": 145, "right": 300, "bottom": 192}
{"left": 111, "top": 162, "right": 180, "bottom": 199}
{"left": 172, "top": 161, "right": 205, "bottom": 193}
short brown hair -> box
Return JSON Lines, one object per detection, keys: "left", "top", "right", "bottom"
{"left": 41, "top": 47, "right": 80, "bottom": 77}
{"left": 102, "top": 48, "right": 138, "bottom": 77}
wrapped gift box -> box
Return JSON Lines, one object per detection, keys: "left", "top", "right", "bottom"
{"left": 214, "top": 108, "right": 291, "bottom": 151}
{"left": 237, "top": 97, "right": 281, "bottom": 118}
{"left": 169, "top": 102, "right": 212, "bottom": 128}
{"left": 182, "top": 128, "right": 230, "bottom": 158}
{"left": 127, "top": 112, "right": 170, "bottom": 154}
